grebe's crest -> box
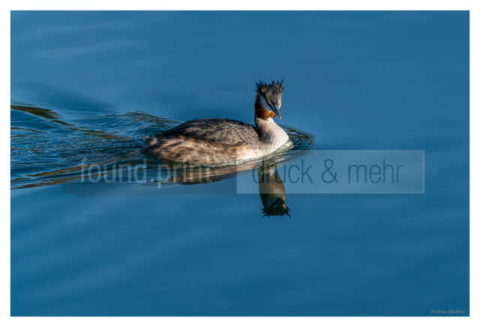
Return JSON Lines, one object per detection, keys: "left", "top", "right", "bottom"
{"left": 256, "top": 80, "right": 284, "bottom": 94}
{"left": 262, "top": 198, "right": 290, "bottom": 217}
{"left": 256, "top": 80, "right": 284, "bottom": 117}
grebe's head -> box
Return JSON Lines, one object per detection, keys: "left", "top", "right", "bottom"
{"left": 262, "top": 198, "right": 290, "bottom": 217}
{"left": 256, "top": 80, "right": 284, "bottom": 118}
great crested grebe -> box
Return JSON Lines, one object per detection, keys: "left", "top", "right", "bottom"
{"left": 145, "top": 80, "right": 291, "bottom": 166}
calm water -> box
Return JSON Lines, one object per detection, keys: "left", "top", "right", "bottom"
{"left": 11, "top": 11, "right": 469, "bottom": 316}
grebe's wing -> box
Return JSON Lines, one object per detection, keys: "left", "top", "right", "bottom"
{"left": 158, "top": 119, "right": 259, "bottom": 147}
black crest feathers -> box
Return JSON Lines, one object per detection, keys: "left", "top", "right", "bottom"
{"left": 256, "top": 79, "right": 284, "bottom": 93}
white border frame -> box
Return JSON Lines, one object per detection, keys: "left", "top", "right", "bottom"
{"left": 1, "top": 1, "right": 477, "bottom": 325}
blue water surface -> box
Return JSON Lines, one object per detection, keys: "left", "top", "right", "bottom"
{"left": 11, "top": 11, "right": 469, "bottom": 316}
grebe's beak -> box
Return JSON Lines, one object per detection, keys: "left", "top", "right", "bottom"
{"left": 274, "top": 108, "right": 282, "bottom": 119}
{"left": 269, "top": 104, "right": 282, "bottom": 119}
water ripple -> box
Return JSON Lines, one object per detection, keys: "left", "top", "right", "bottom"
{"left": 11, "top": 104, "right": 313, "bottom": 189}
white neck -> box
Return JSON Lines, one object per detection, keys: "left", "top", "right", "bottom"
{"left": 255, "top": 117, "right": 290, "bottom": 150}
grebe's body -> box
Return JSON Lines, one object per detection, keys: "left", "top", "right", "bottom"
{"left": 145, "top": 81, "right": 291, "bottom": 166}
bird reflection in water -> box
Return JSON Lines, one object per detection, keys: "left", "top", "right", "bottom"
{"left": 162, "top": 161, "right": 290, "bottom": 217}
{"left": 257, "top": 164, "right": 290, "bottom": 217}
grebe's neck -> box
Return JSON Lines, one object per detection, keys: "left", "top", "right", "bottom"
{"left": 253, "top": 94, "right": 290, "bottom": 149}
{"left": 255, "top": 93, "right": 276, "bottom": 122}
